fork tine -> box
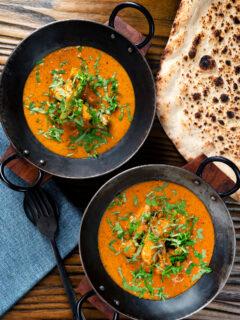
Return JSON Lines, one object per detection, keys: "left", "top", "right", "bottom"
{"left": 29, "top": 189, "right": 48, "bottom": 219}
{"left": 37, "top": 187, "right": 55, "bottom": 217}
{"left": 32, "top": 188, "right": 50, "bottom": 217}
{"left": 25, "top": 191, "right": 42, "bottom": 221}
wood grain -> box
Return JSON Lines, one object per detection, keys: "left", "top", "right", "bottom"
{"left": 0, "top": 1, "right": 239, "bottom": 320}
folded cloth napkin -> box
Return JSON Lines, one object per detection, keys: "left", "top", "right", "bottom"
{"left": 0, "top": 124, "right": 82, "bottom": 316}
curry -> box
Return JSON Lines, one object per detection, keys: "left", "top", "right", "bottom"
{"left": 23, "top": 46, "right": 135, "bottom": 158}
{"left": 98, "top": 181, "right": 215, "bottom": 300}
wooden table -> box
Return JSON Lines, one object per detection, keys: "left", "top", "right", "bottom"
{"left": 1, "top": 1, "right": 239, "bottom": 319}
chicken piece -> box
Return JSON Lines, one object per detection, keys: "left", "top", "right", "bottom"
{"left": 60, "top": 69, "right": 88, "bottom": 121}
{"left": 177, "top": 214, "right": 187, "bottom": 226}
{"left": 82, "top": 104, "right": 92, "bottom": 129}
{"left": 141, "top": 236, "right": 156, "bottom": 266}
{"left": 121, "top": 240, "right": 136, "bottom": 258}
{"left": 152, "top": 219, "right": 169, "bottom": 238}
{"left": 157, "top": 241, "right": 170, "bottom": 269}
{"left": 69, "top": 67, "right": 79, "bottom": 79}
{"left": 52, "top": 81, "right": 73, "bottom": 102}
{"left": 173, "top": 272, "right": 184, "bottom": 282}
{"left": 136, "top": 224, "right": 148, "bottom": 234}
{"left": 82, "top": 85, "right": 100, "bottom": 105}
{"left": 136, "top": 204, "right": 151, "bottom": 222}
{"left": 128, "top": 205, "right": 151, "bottom": 223}
{"left": 101, "top": 114, "right": 110, "bottom": 126}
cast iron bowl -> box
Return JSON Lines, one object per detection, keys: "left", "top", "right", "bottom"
{"left": 78, "top": 156, "right": 240, "bottom": 320}
{"left": 0, "top": 2, "right": 155, "bottom": 183}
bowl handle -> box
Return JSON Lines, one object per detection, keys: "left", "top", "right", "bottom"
{"left": 0, "top": 153, "right": 44, "bottom": 192}
{"left": 108, "top": 1, "right": 154, "bottom": 49}
{"left": 196, "top": 156, "right": 240, "bottom": 198}
{"left": 77, "top": 290, "right": 119, "bottom": 320}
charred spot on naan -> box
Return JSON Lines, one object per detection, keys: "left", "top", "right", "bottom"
{"left": 188, "top": 34, "right": 202, "bottom": 59}
{"left": 199, "top": 55, "right": 216, "bottom": 71}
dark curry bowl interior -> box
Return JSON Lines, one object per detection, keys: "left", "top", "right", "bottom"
{"left": 0, "top": 20, "right": 155, "bottom": 179}
{"left": 79, "top": 165, "right": 235, "bottom": 320}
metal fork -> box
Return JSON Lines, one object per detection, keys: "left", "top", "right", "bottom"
{"left": 24, "top": 187, "right": 80, "bottom": 320}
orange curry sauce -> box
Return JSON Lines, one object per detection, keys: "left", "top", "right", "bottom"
{"left": 23, "top": 46, "right": 135, "bottom": 158}
{"left": 98, "top": 181, "right": 215, "bottom": 300}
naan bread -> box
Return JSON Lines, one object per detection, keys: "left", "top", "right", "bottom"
{"left": 156, "top": 0, "right": 240, "bottom": 200}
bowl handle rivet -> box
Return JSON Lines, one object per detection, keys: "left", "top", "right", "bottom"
{"left": 111, "top": 33, "right": 115, "bottom": 39}
{"left": 114, "top": 299, "right": 120, "bottom": 306}
{"left": 23, "top": 149, "right": 30, "bottom": 156}
{"left": 99, "top": 285, "right": 105, "bottom": 291}
{"left": 39, "top": 159, "right": 46, "bottom": 166}
{"left": 211, "top": 195, "right": 216, "bottom": 201}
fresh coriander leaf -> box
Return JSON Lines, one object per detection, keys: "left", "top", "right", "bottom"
{"left": 108, "top": 239, "right": 117, "bottom": 253}
{"left": 119, "top": 214, "right": 129, "bottom": 221}
{"left": 145, "top": 198, "right": 152, "bottom": 206}
{"left": 119, "top": 107, "right": 124, "bottom": 121}
{"left": 35, "top": 59, "right": 44, "bottom": 66}
{"left": 36, "top": 129, "right": 44, "bottom": 135}
{"left": 59, "top": 60, "right": 69, "bottom": 67}
{"left": 196, "top": 228, "right": 204, "bottom": 242}
{"left": 126, "top": 106, "right": 132, "bottom": 122}
{"left": 43, "top": 127, "right": 63, "bottom": 142}
{"left": 111, "top": 211, "right": 121, "bottom": 216}
{"left": 94, "top": 54, "right": 101, "bottom": 69}
{"left": 112, "top": 222, "right": 125, "bottom": 239}
{"left": 123, "top": 246, "right": 132, "bottom": 253}
{"left": 107, "top": 218, "right": 113, "bottom": 228}
{"left": 191, "top": 265, "right": 212, "bottom": 282}
{"left": 129, "top": 220, "right": 139, "bottom": 235}
{"left": 36, "top": 69, "right": 40, "bottom": 83}
{"left": 186, "top": 263, "right": 198, "bottom": 275}
{"left": 133, "top": 195, "right": 138, "bottom": 207}
{"left": 50, "top": 69, "right": 66, "bottom": 75}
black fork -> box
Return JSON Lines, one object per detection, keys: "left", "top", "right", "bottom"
{"left": 24, "top": 187, "right": 80, "bottom": 320}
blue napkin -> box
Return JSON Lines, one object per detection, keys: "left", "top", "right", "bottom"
{"left": 0, "top": 124, "right": 82, "bottom": 316}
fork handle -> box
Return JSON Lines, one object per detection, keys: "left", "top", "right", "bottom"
{"left": 50, "top": 239, "right": 80, "bottom": 320}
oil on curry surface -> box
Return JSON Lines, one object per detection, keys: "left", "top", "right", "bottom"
{"left": 98, "top": 181, "right": 214, "bottom": 300}
{"left": 23, "top": 46, "right": 135, "bottom": 158}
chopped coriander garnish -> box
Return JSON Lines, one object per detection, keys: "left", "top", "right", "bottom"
{"left": 196, "top": 228, "right": 204, "bottom": 241}
{"left": 50, "top": 69, "right": 66, "bottom": 75}
{"left": 119, "top": 107, "right": 124, "bottom": 121}
{"left": 108, "top": 239, "right": 117, "bottom": 253}
{"left": 78, "top": 46, "right": 82, "bottom": 51}
{"left": 133, "top": 195, "right": 138, "bottom": 207}
{"left": 119, "top": 214, "right": 129, "bottom": 221}
{"left": 126, "top": 106, "right": 132, "bottom": 122}
{"left": 59, "top": 60, "right": 69, "bottom": 67}
{"left": 43, "top": 127, "right": 63, "bottom": 142}
{"left": 123, "top": 246, "right": 132, "bottom": 253}
{"left": 36, "top": 129, "right": 44, "bottom": 135}
{"left": 111, "top": 211, "right": 121, "bottom": 216}
{"left": 35, "top": 59, "right": 44, "bottom": 66}
{"left": 36, "top": 69, "right": 40, "bottom": 83}
{"left": 94, "top": 54, "right": 101, "bottom": 69}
